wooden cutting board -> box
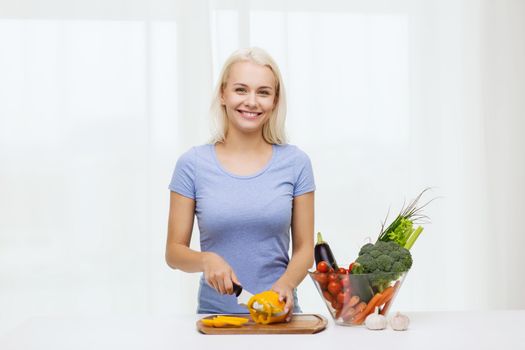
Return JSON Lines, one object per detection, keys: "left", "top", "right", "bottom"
{"left": 196, "top": 314, "right": 327, "bottom": 335}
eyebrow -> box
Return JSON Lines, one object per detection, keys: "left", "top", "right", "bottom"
{"left": 233, "top": 83, "right": 274, "bottom": 90}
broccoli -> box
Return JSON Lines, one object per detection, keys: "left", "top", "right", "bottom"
{"left": 377, "top": 241, "right": 396, "bottom": 253}
{"left": 375, "top": 254, "right": 395, "bottom": 271}
{"left": 359, "top": 243, "right": 375, "bottom": 255}
{"left": 370, "top": 250, "right": 383, "bottom": 258}
{"left": 369, "top": 270, "right": 394, "bottom": 292}
{"left": 354, "top": 254, "right": 377, "bottom": 272}
{"left": 353, "top": 240, "right": 412, "bottom": 292}
{"left": 392, "top": 261, "right": 406, "bottom": 273}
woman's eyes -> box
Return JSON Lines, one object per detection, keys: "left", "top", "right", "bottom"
{"left": 234, "top": 88, "right": 271, "bottom": 96}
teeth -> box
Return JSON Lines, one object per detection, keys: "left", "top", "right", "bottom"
{"left": 239, "top": 111, "right": 259, "bottom": 118}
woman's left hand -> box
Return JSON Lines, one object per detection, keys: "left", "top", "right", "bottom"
{"left": 271, "top": 281, "right": 294, "bottom": 322}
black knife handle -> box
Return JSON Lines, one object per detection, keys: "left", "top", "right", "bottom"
{"left": 232, "top": 282, "right": 243, "bottom": 297}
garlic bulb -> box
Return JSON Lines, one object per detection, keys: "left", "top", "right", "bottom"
{"left": 365, "top": 307, "right": 387, "bottom": 330}
{"left": 390, "top": 312, "right": 410, "bottom": 331}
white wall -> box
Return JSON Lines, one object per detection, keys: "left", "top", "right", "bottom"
{"left": 1, "top": 0, "right": 524, "bottom": 337}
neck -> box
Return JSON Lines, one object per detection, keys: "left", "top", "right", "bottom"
{"left": 221, "top": 127, "right": 269, "bottom": 152}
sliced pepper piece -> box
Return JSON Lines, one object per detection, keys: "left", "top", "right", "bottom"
{"left": 214, "top": 316, "right": 249, "bottom": 325}
{"left": 201, "top": 316, "right": 248, "bottom": 327}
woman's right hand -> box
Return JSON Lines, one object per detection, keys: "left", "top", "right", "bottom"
{"left": 202, "top": 252, "right": 240, "bottom": 295}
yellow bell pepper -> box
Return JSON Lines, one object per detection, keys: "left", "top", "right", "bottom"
{"left": 201, "top": 315, "right": 249, "bottom": 327}
{"left": 247, "top": 290, "right": 289, "bottom": 325}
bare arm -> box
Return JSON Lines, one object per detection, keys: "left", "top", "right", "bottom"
{"left": 272, "top": 191, "right": 315, "bottom": 317}
{"left": 165, "top": 191, "right": 202, "bottom": 271}
{"left": 278, "top": 191, "right": 315, "bottom": 288}
{"left": 165, "top": 191, "right": 240, "bottom": 294}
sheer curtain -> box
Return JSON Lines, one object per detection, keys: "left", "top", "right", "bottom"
{"left": 1, "top": 0, "right": 524, "bottom": 336}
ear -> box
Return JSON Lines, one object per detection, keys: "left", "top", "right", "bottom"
{"left": 220, "top": 86, "right": 225, "bottom": 105}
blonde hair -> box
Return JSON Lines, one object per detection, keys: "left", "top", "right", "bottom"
{"left": 209, "top": 47, "right": 287, "bottom": 144}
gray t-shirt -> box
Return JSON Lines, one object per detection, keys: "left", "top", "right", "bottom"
{"left": 169, "top": 143, "right": 315, "bottom": 314}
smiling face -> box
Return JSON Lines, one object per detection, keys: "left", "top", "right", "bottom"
{"left": 220, "top": 60, "right": 277, "bottom": 136}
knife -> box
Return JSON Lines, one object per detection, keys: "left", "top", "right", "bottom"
{"left": 232, "top": 282, "right": 255, "bottom": 307}
{"left": 232, "top": 282, "right": 287, "bottom": 316}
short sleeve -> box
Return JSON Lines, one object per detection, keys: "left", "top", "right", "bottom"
{"left": 293, "top": 150, "right": 316, "bottom": 197}
{"left": 168, "top": 148, "right": 196, "bottom": 199}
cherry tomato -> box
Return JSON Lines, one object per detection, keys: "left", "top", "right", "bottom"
{"left": 328, "top": 281, "right": 342, "bottom": 296}
{"left": 317, "top": 261, "right": 329, "bottom": 273}
{"left": 336, "top": 292, "right": 346, "bottom": 305}
{"left": 313, "top": 273, "right": 328, "bottom": 288}
{"left": 337, "top": 267, "right": 348, "bottom": 274}
{"left": 340, "top": 275, "right": 351, "bottom": 289}
{"left": 348, "top": 262, "right": 355, "bottom": 273}
{"left": 328, "top": 272, "right": 338, "bottom": 283}
{"left": 332, "top": 300, "right": 343, "bottom": 310}
{"left": 323, "top": 290, "right": 334, "bottom": 303}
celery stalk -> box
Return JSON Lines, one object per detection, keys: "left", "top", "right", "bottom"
{"left": 404, "top": 226, "right": 423, "bottom": 250}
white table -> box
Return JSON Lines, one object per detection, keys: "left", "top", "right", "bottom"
{"left": 1, "top": 310, "right": 524, "bottom": 350}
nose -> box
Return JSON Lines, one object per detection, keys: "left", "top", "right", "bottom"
{"left": 244, "top": 92, "right": 257, "bottom": 108}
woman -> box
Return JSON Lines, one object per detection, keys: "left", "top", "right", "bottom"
{"left": 166, "top": 47, "right": 315, "bottom": 320}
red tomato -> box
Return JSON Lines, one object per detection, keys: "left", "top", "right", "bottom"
{"left": 340, "top": 275, "right": 351, "bottom": 289}
{"left": 336, "top": 291, "right": 351, "bottom": 306}
{"left": 348, "top": 262, "right": 355, "bottom": 273}
{"left": 313, "top": 273, "right": 328, "bottom": 288}
{"left": 328, "top": 281, "right": 342, "bottom": 296}
{"left": 337, "top": 267, "right": 348, "bottom": 274}
{"left": 333, "top": 301, "right": 343, "bottom": 310}
{"left": 336, "top": 292, "right": 346, "bottom": 305}
{"left": 328, "top": 272, "right": 338, "bottom": 283}
{"left": 323, "top": 290, "right": 334, "bottom": 303}
{"left": 317, "top": 261, "right": 329, "bottom": 273}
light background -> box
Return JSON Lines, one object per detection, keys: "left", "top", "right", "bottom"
{"left": 1, "top": 0, "right": 524, "bottom": 336}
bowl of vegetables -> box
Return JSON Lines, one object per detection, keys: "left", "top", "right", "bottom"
{"left": 310, "top": 189, "right": 434, "bottom": 326}
{"left": 309, "top": 262, "right": 407, "bottom": 326}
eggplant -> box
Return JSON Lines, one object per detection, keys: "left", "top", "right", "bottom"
{"left": 314, "top": 232, "right": 339, "bottom": 270}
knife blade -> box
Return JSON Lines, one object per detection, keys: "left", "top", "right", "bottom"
{"left": 231, "top": 283, "right": 287, "bottom": 316}
{"left": 232, "top": 282, "right": 254, "bottom": 307}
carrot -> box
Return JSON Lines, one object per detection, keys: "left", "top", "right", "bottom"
{"left": 348, "top": 295, "right": 360, "bottom": 308}
{"left": 376, "top": 286, "right": 394, "bottom": 308}
{"left": 341, "top": 306, "right": 357, "bottom": 322}
{"left": 339, "top": 295, "right": 360, "bottom": 320}
{"left": 354, "top": 301, "right": 366, "bottom": 313}
{"left": 380, "top": 281, "right": 400, "bottom": 315}
{"left": 342, "top": 299, "right": 366, "bottom": 322}
{"left": 380, "top": 299, "right": 393, "bottom": 316}
{"left": 351, "top": 292, "right": 384, "bottom": 325}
